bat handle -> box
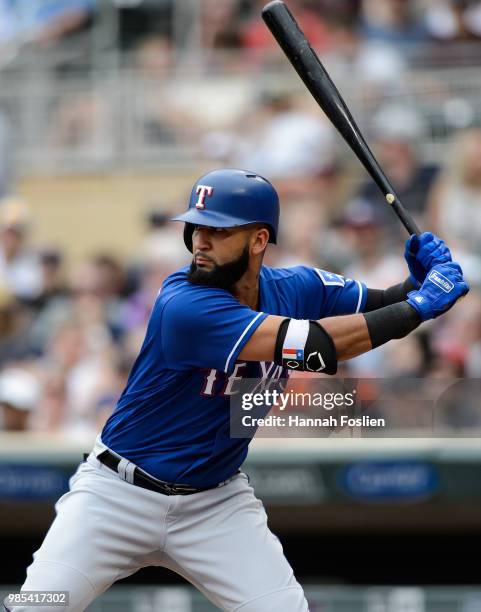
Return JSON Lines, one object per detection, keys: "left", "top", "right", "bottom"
{"left": 386, "top": 193, "right": 421, "bottom": 236}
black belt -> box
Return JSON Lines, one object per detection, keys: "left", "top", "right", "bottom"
{"left": 94, "top": 449, "right": 213, "bottom": 496}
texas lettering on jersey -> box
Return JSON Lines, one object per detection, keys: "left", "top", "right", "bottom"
{"left": 101, "top": 265, "right": 366, "bottom": 488}
{"left": 200, "top": 361, "right": 285, "bottom": 396}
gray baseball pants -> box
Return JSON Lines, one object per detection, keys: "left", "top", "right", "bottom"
{"left": 10, "top": 446, "right": 309, "bottom": 612}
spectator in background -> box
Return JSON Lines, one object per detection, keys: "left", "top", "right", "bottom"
{"left": 425, "top": 0, "right": 481, "bottom": 42}
{"left": 196, "top": 0, "right": 247, "bottom": 72}
{"left": 351, "top": 105, "right": 438, "bottom": 237}
{"left": 0, "top": 289, "right": 31, "bottom": 363}
{"left": 200, "top": 0, "right": 243, "bottom": 52}
{"left": 38, "top": 316, "right": 114, "bottom": 436}
{"left": 0, "top": 196, "right": 43, "bottom": 302}
{"left": 338, "top": 200, "right": 423, "bottom": 378}
{"left": 38, "top": 256, "right": 117, "bottom": 352}
{"left": 67, "top": 257, "right": 124, "bottom": 343}
{"left": 133, "top": 34, "right": 174, "bottom": 79}
{"left": 130, "top": 34, "right": 199, "bottom": 147}
{"left": 27, "top": 248, "right": 71, "bottom": 356}
{"left": 428, "top": 128, "right": 481, "bottom": 284}
{"left": 131, "top": 34, "right": 179, "bottom": 146}
{"left": 321, "top": 15, "right": 408, "bottom": 114}
{"left": 360, "top": 0, "right": 429, "bottom": 47}
{"left": 123, "top": 210, "right": 189, "bottom": 336}
{"left": 0, "top": 0, "right": 95, "bottom": 48}
{"left": 92, "top": 254, "right": 127, "bottom": 299}
{"left": 26, "top": 247, "right": 67, "bottom": 315}
{"left": 316, "top": 0, "right": 361, "bottom": 25}
{"left": 38, "top": 248, "right": 67, "bottom": 305}
{"left": 340, "top": 198, "right": 406, "bottom": 287}
{"left": 428, "top": 291, "right": 480, "bottom": 376}
{"left": 93, "top": 353, "right": 133, "bottom": 430}
{"left": 35, "top": 0, "right": 94, "bottom": 46}
{"left": 273, "top": 198, "right": 327, "bottom": 268}
{"left": 34, "top": 364, "right": 66, "bottom": 431}
{"left": 0, "top": 367, "right": 40, "bottom": 431}
{"left": 138, "top": 208, "right": 189, "bottom": 267}
{"left": 227, "top": 91, "right": 340, "bottom": 206}
{"left": 50, "top": 90, "right": 112, "bottom": 161}
{"left": 233, "top": 91, "right": 337, "bottom": 183}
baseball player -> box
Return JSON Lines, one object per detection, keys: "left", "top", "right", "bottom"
{"left": 9, "top": 169, "right": 468, "bottom": 612}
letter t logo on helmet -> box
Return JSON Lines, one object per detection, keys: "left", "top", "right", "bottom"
{"left": 195, "top": 185, "right": 214, "bottom": 210}
{"left": 171, "top": 168, "right": 280, "bottom": 252}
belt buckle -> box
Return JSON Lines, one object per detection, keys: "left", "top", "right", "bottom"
{"left": 168, "top": 483, "right": 196, "bottom": 495}
{"left": 159, "top": 481, "right": 179, "bottom": 495}
{"left": 138, "top": 468, "right": 196, "bottom": 495}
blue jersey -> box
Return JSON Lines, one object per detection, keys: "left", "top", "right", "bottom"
{"left": 101, "top": 265, "right": 367, "bottom": 487}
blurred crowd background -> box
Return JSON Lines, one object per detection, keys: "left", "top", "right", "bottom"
{"left": 0, "top": 0, "right": 481, "bottom": 435}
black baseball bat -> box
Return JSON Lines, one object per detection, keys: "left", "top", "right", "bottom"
{"left": 262, "top": 0, "right": 421, "bottom": 236}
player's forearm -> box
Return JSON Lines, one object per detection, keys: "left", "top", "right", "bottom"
{"left": 320, "top": 314, "right": 372, "bottom": 361}
{"left": 321, "top": 301, "right": 422, "bottom": 362}
{"left": 242, "top": 303, "right": 421, "bottom": 373}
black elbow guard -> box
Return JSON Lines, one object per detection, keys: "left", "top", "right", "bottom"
{"left": 274, "top": 319, "right": 338, "bottom": 375}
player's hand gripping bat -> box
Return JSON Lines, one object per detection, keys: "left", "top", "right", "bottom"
{"left": 262, "top": 0, "right": 421, "bottom": 237}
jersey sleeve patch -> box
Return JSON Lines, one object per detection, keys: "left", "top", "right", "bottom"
{"left": 314, "top": 268, "right": 345, "bottom": 287}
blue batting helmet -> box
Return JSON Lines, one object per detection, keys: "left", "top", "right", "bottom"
{"left": 171, "top": 169, "right": 280, "bottom": 252}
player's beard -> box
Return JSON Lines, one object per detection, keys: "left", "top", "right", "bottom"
{"left": 187, "top": 245, "right": 250, "bottom": 291}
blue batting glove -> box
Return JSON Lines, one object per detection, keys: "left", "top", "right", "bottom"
{"left": 405, "top": 232, "right": 452, "bottom": 288}
{"left": 406, "top": 262, "right": 469, "bottom": 321}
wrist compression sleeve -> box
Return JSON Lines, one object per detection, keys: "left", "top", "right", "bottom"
{"left": 363, "top": 302, "right": 422, "bottom": 349}
{"left": 364, "top": 278, "right": 417, "bottom": 313}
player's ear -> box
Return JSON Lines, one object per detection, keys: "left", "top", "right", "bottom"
{"left": 250, "top": 226, "right": 270, "bottom": 256}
